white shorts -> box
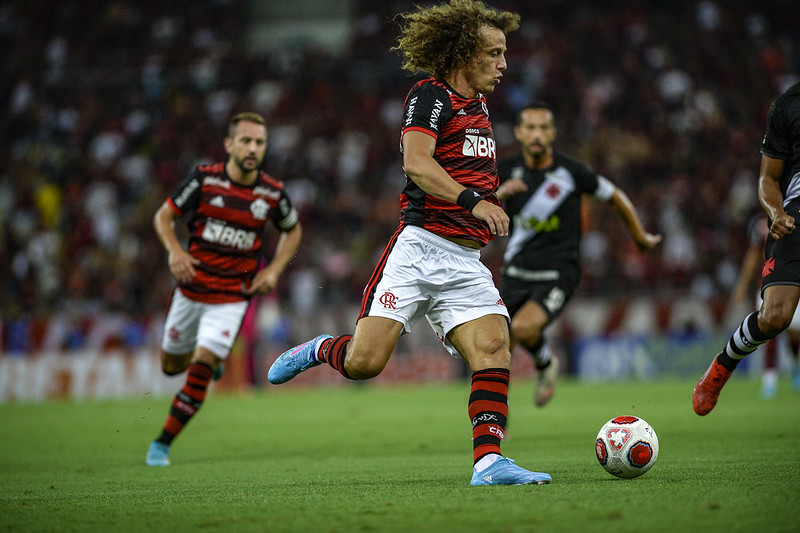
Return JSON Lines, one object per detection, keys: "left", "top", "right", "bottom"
{"left": 161, "top": 289, "right": 249, "bottom": 359}
{"left": 364, "top": 225, "right": 509, "bottom": 358}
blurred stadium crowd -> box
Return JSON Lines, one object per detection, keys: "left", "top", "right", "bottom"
{"left": 1, "top": 0, "right": 799, "bottom": 352}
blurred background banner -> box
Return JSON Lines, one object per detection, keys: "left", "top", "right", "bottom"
{"left": 1, "top": 0, "right": 798, "bottom": 400}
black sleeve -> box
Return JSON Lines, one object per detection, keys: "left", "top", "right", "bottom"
{"left": 401, "top": 81, "right": 453, "bottom": 138}
{"left": 761, "top": 97, "right": 791, "bottom": 160}
{"left": 270, "top": 189, "right": 300, "bottom": 232}
{"left": 169, "top": 167, "right": 202, "bottom": 214}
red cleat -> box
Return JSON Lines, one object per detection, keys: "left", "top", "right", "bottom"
{"left": 693, "top": 354, "right": 733, "bottom": 416}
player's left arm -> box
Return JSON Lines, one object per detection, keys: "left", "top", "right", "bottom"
{"left": 758, "top": 154, "right": 794, "bottom": 240}
{"left": 606, "top": 186, "right": 662, "bottom": 252}
{"left": 246, "top": 222, "right": 302, "bottom": 295}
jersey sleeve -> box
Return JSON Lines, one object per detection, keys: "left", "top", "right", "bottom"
{"left": 271, "top": 189, "right": 300, "bottom": 232}
{"left": 593, "top": 176, "right": 615, "bottom": 201}
{"left": 168, "top": 167, "right": 203, "bottom": 214}
{"left": 571, "top": 160, "right": 614, "bottom": 200}
{"left": 761, "top": 97, "right": 791, "bottom": 160}
{"left": 401, "top": 82, "right": 453, "bottom": 140}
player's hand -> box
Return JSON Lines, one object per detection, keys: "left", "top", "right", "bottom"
{"left": 636, "top": 232, "right": 662, "bottom": 252}
{"left": 472, "top": 201, "right": 510, "bottom": 236}
{"left": 769, "top": 213, "right": 796, "bottom": 240}
{"left": 496, "top": 178, "right": 528, "bottom": 201}
{"left": 246, "top": 269, "right": 279, "bottom": 295}
{"left": 168, "top": 249, "right": 200, "bottom": 284}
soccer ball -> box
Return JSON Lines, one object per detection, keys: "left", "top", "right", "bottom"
{"left": 595, "top": 415, "right": 659, "bottom": 479}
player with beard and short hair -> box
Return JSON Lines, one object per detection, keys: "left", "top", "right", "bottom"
{"left": 267, "top": 0, "right": 552, "bottom": 486}
{"left": 145, "top": 112, "right": 302, "bottom": 466}
{"left": 497, "top": 102, "right": 661, "bottom": 407}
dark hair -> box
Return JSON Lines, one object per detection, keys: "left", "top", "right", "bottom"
{"left": 515, "top": 101, "right": 553, "bottom": 125}
{"left": 228, "top": 112, "right": 266, "bottom": 138}
{"left": 393, "top": 0, "right": 520, "bottom": 79}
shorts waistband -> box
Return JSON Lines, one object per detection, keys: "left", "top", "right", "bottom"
{"left": 502, "top": 265, "right": 560, "bottom": 281}
{"left": 401, "top": 225, "right": 481, "bottom": 259}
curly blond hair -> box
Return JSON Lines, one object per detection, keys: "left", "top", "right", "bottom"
{"left": 393, "top": 0, "right": 520, "bottom": 79}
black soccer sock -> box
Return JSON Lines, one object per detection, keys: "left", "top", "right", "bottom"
{"left": 521, "top": 339, "right": 550, "bottom": 370}
{"left": 720, "top": 312, "right": 772, "bottom": 371}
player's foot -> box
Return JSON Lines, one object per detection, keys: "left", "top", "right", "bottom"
{"left": 692, "top": 353, "right": 732, "bottom": 416}
{"left": 470, "top": 457, "right": 552, "bottom": 486}
{"left": 792, "top": 365, "right": 800, "bottom": 391}
{"left": 761, "top": 370, "right": 778, "bottom": 399}
{"left": 212, "top": 362, "right": 226, "bottom": 381}
{"left": 760, "top": 381, "right": 777, "bottom": 399}
{"left": 534, "top": 356, "right": 559, "bottom": 407}
{"left": 268, "top": 334, "right": 332, "bottom": 384}
{"left": 145, "top": 441, "right": 170, "bottom": 466}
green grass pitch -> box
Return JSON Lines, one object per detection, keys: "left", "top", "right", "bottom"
{"left": 2, "top": 376, "right": 799, "bottom": 532}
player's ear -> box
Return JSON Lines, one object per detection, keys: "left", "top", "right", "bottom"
{"left": 224, "top": 136, "right": 233, "bottom": 154}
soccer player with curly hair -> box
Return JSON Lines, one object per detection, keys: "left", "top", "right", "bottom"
{"left": 268, "top": 0, "right": 552, "bottom": 486}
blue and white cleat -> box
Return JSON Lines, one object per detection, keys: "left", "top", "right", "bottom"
{"left": 145, "top": 441, "right": 170, "bottom": 466}
{"left": 268, "top": 334, "right": 332, "bottom": 385}
{"left": 470, "top": 457, "right": 551, "bottom": 486}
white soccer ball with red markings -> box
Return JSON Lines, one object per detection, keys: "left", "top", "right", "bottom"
{"left": 595, "top": 415, "right": 659, "bottom": 479}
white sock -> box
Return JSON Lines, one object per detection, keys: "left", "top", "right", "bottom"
{"left": 474, "top": 453, "right": 501, "bottom": 472}
{"left": 311, "top": 336, "right": 327, "bottom": 363}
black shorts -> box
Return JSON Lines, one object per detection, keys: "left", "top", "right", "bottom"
{"left": 762, "top": 199, "right": 800, "bottom": 293}
{"left": 499, "top": 265, "right": 580, "bottom": 321}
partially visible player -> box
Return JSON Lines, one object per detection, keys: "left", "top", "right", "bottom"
{"left": 730, "top": 213, "right": 800, "bottom": 399}
{"left": 268, "top": 0, "right": 552, "bottom": 486}
{"left": 693, "top": 82, "right": 800, "bottom": 415}
{"left": 497, "top": 102, "right": 661, "bottom": 407}
{"left": 146, "top": 112, "right": 302, "bottom": 465}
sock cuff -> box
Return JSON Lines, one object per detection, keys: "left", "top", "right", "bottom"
{"left": 746, "top": 312, "right": 771, "bottom": 342}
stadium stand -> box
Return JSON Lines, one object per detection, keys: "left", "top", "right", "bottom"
{"left": 1, "top": 0, "right": 798, "bottom": 397}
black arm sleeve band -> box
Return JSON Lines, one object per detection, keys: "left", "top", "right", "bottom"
{"left": 456, "top": 188, "right": 482, "bottom": 212}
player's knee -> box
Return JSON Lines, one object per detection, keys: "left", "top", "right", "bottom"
{"left": 759, "top": 306, "right": 793, "bottom": 337}
{"left": 345, "top": 351, "right": 387, "bottom": 380}
{"left": 479, "top": 336, "right": 511, "bottom": 366}
{"left": 510, "top": 319, "right": 542, "bottom": 345}
{"left": 161, "top": 352, "right": 191, "bottom": 376}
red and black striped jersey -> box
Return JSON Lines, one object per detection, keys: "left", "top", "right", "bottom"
{"left": 399, "top": 78, "right": 500, "bottom": 247}
{"left": 167, "top": 162, "right": 299, "bottom": 304}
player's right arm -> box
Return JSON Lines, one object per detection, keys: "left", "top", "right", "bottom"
{"left": 402, "top": 130, "right": 509, "bottom": 237}
{"left": 607, "top": 187, "right": 662, "bottom": 251}
{"left": 758, "top": 154, "right": 795, "bottom": 240}
{"left": 153, "top": 201, "right": 199, "bottom": 284}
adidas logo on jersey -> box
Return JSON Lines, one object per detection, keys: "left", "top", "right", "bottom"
{"left": 210, "top": 195, "right": 225, "bottom": 207}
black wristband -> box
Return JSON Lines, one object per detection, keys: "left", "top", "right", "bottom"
{"left": 456, "top": 188, "right": 482, "bottom": 212}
